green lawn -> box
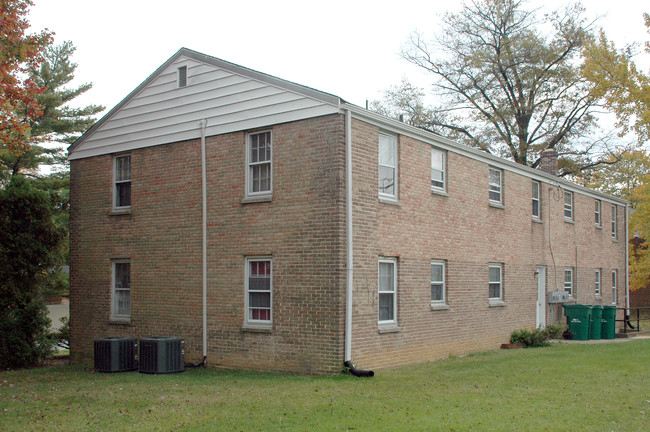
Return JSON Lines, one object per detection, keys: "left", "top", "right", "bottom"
{"left": 1, "top": 340, "right": 649, "bottom": 431}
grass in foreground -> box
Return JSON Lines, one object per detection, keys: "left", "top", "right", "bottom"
{"left": 1, "top": 340, "right": 649, "bottom": 431}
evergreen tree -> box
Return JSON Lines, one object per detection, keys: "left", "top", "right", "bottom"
{"left": 0, "top": 177, "right": 63, "bottom": 368}
{"left": 1, "top": 41, "right": 105, "bottom": 184}
{"left": 0, "top": 41, "right": 104, "bottom": 297}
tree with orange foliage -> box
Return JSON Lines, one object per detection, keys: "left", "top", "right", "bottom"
{"left": 0, "top": 0, "right": 53, "bottom": 154}
{"left": 581, "top": 14, "right": 650, "bottom": 144}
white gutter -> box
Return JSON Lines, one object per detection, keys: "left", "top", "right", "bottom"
{"left": 344, "top": 109, "right": 353, "bottom": 362}
{"left": 200, "top": 119, "right": 208, "bottom": 358}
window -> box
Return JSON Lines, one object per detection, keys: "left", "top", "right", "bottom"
{"left": 246, "top": 131, "right": 272, "bottom": 197}
{"left": 595, "top": 269, "right": 601, "bottom": 297}
{"left": 245, "top": 258, "right": 272, "bottom": 325}
{"left": 594, "top": 200, "right": 601, "bottom": 226}
{"left": 431, "top": 148, "right": 445, "bottom": 191}
{"left": 378, "top": 133, "right": 398, "bottom": 199}
{"left": 611, "top": 270, "right": 617, "bottom": 305}
{"left": 114, "top": 155, "right": 131, "bottom": 209}
{"left": 611, "top": 205, "right": 617, "bottom": 240}
{"left": 532, "top": 180, "right": 541, "bottom": 218}
{"left": 112, "top": 261, "right": 131, "bottom": 319}
{"left": 178, "top": 65, "right": 187, "bottom": 88}
{"left": 488, "top": 263, "right": 502, "bottom": 300}
{"left": 431, "top": 261, "right": 446, "bottom": 304}
{"left": 488, "top": 168, "right": 502, "bottom": 204}
{"left": 378, "top": 258, "right": 397, "bottom": 324}
{"left": 563, "top": 191, "right": 573, "bottom": 220}
{"left": 564, "top": 267, "right": 573, "bottom": 296}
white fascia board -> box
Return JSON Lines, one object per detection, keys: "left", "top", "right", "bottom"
{"left": 343, "top": 103, "right": 628, "bottom": 206}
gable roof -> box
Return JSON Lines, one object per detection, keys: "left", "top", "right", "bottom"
{"left": 69, "top": 48, "right": 626, "bottom": 206}
{"left": 68, "top": 48, "right": 342, "bottom": 160}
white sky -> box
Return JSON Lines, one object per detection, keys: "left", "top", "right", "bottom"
{"left": 28, "top": 0, "right": 648, "bottom": 118}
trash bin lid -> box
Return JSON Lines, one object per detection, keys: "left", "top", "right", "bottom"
{"left": 563, "top": 304, "right": 590, "bottom": 310}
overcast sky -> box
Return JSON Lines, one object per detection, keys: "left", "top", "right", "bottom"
{"left": 28, "top": 0, "right": 648, "bottom": 118}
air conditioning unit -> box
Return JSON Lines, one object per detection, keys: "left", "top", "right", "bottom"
{"left": 548, "top": 291, "right": 571, "bottom": 303}
{"left": 139, "top": 337, "right": 184, "bottom": 374}
{"left": 94, "top": 337, "right": 138, "bottom": 373}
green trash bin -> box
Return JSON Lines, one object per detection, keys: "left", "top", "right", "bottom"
{"left": 601, "top": 306, "right": 617, "bottom": 339}
{"left": 589, "top": 305, "right": 603, "bottom": 340}
{"left": 562, "top": 304, "right": 592, "bottom": 340}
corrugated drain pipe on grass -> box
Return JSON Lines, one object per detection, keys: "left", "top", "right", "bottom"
{"left": 185, "top": 356, "right": 207, "bottom": 368}
{"left": 344, "top": 361, "right": 374, "bottom": 377}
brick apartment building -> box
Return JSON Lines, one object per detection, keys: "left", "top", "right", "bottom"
{"left": 68, "top": 48, "right": 628, "bottom": 374}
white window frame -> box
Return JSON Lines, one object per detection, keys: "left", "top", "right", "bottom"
{"left": 564, "top": 267, "right": 574, "bottom": 297}
{"left": 532, "top": 180, "right": 541, "bottom": 219}
{"left": 430, "top": 260, "right": 446, "bottom": 305}
{"left": 488, "top": 263, "right": 503, "bottom": 300}
{"left": 611, "top": 205, "right": 617, "bottom": 240}
{"left": 246, "top": 131, "right": 273, "bottom": 198}
{"left": 111, "top": 260, "right": 131, "bottom": 320}
{"left": 378, "top": 133, "right": 398, "bottom": 200}
{"left": 431, "top": 148, "right": 446, "bottom": 192}
{"left": 244, "top": 257, "right": 273, "bottom": 327}
{"left": 595, "top": 269, "right": 601, "bottom": 297}
{"left": 564, "top": 191, "right": 573, "bottom": 221}
{"left": 594, "top": 200, "right": 601, "bottom": 227}
{"left": 611, "top": 270, "right": 617, "bottom": 305}
{"left": 113, "top": 155, "right": 131, "bottom": 210}
{"left": 488, "top": 168, "right": 503, "bottom": 205}
{"left": 378, "top": 258, "right": 397, "bottom": 325}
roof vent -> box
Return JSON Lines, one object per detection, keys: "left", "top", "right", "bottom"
{"left": 178, "top": 66, "right": 187, "bottom": 88}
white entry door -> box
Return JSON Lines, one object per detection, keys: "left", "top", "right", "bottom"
{"left": 536, "top": 266, "right": 546, "bottom": 329}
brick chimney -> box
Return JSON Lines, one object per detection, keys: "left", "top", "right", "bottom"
{"left": 540, "top": 148, "right": 558, "bottom": 176}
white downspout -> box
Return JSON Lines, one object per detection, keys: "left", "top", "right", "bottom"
{"left": 345, "top": 109, "right": 353, "bottom": 363}
{"left": 625, "top": 204, "right": 630, "bottom": 312}
{"left": 200, "top": 119, "right": 208, "bottom": 360}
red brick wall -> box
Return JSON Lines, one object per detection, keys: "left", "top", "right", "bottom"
{"left": 630, "top": 238, "right": 650, "bottom": 309}
{"left": 70, "top": 140, "right": 205, "bottom": 364}
{"left": 347, "top": 119, "right": 627, "bottom": 370}
{"left": 630, "top": 288, "right": 650, "bottom": 308}
{"left": 70, "top": 114, "right": 347, "bottom": 374}
{"left": 70, "top": 113, "right": 627, "bottom": 374}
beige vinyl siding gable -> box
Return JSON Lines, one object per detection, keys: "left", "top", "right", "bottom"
{"left": 69, "top": 52, "right": 340, "bottom": 160}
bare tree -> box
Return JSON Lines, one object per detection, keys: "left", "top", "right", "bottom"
{"left": 382, "top": 0, "right": 620, "bottom": 175}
